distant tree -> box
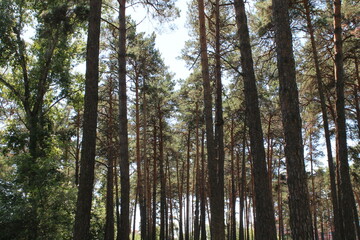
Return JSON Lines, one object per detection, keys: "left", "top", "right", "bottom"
{"left": 302, "top": 0, "right": 341, "bottom": 238}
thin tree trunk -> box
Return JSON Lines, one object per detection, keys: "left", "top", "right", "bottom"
{"left": 194, "top": 105, "right": 201, "bottom": 240}
{"left": 177, "top": 138, "right": 185, "bottom": 240}
{"left": 152, "top": 123, "right": 158, "bottom": 240}
{"left": 197, "top": 0, "right": 224, "bottom": 238}
{"left": 142, "top": 79, "right": 150, "bottom": 239}
{"left": 309, "top": 133, "right": 319, "bottom": 240}
{"left": 185, "top": 129, "right": 191, "bottom": 240}
{"left": 234, "top": 1, "right": 277, "bottom": 239}
{"left": 267, "top": 116, "right": 273, "bottom": 191}
{"left": 118, "top": 0, "right": 130, "bottom": 239}
{"left": 354, "top": 56, "right": 360, "bottom": 138}
{"left": 167, "top": 154, "right": 175, "bottom": 240}
{"left": 272, "top": 0, "right": 313, "bottom": 238}
{"left": 303, "top": 0, "right": 342, "bottom": 238}
{"left": 132, "top": 192, "right": 138, "bottom": 240}
{"left": 277, "top": 158, "right": 284, "bottom": 240}
{"left": 115, "top": 159, "right": 121, "bottom": 236}
{"left": 320, "top": 213, "right": 325, "bottom": 240}
{"left": 245, "top": 190, "right": 250, "bottom": 240}
{"left": 239, "top": 123, "right": 246, "bottom": 240}
{"left": 75, "top": 111, "right": 81, "bottom": 186}
{"left": 200, "top": 130, "right": 207, "bottom": 240}
{"left": 135, "top": 71, "right": 146, "bottom": 240}
{"left": 230, "top": 119, "right": 236, "bottom": 240}
{"left": 73, "top": 0, "right": 101, "bottom": 239}
{"left": 333, "top": 0, "right": 359, "bottom": 239}
{"left": 214, "top": 2, "right": 226, "bottom": 239}
{"left": 105, "top": 79, "right": 115, "bottom": 240}
{"left": 158, "top": 104, "right": 166, "bottom": 240}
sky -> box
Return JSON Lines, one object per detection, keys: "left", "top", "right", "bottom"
{"left": 127, "top": 0, "right": 192, "bottom": 81}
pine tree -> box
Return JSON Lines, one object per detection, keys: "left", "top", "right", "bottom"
{"left": 74, "top": 0, "right": 102, "bottom": 239}
{"left": 234, "top": 0, "right": 277, "bottom": 238}
{"left": 272, "top": 0, "right": 313, "bottom": 238}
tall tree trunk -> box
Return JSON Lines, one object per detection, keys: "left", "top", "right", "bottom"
{"left": 239, "top": 123, "right": 246, "bottom": 240}
{"left": 142, "top": 79, "right": 151, "bottom": 239}
{"left": 118, "top": 0, "right": 130, "bottom": 239}
{"left": 333, "top": 0, "right": 359, "bottom": 239}
{"left": 135, "top": 72, "right": 146, "bottom": 240}
{"left": 167, "top": 155, "right": 175, "bottom": 240}
{"left": 152, "top": 123, "right": 158, "bottom": 240}
{"left": 354, "top": 56, "right": 360, "bottom": 138}
{"left": 309, "top": 133, "right": 319, "bottom": 240}
{"left": 272, "top": 0, "right": 313, "bottom": 238}
{"left": 75, "top": 111, "right": 81, "bottom": 186}
{"left": 158, "top": 104, "right": 166, "bottom": 240}
{"left": 234, "top": 0, "right": 277, "bottom": 239}
{"left": 177, "top": 138, "right": 185, "bottom": 240}
{"left": 115, "top": 159, "right": 121, "bottom": 236}
{"left": 105, "top": 80, "right": 115, "bottom": 240}
{"left": 185, "top": 129, "right": 191, "bottom": 240}
{"left": 73, "top": 0, "right": 101, "bottom": 239}
{"left": 230, "top": 119, "right": 237, "bottom": 240}
{"left": 214, "top": 2, "right": 226, "bottom": 239}
{"left": 200, "top": 130, "right": 207, "bottom": 240}
{"left": 303, "top": 0, "right": 342, "bottom": 238}
{"left": 197, "top": 0, "right": 224, "bottom": 238}
{"left": 245, "top": 189, "right": 250, "bottom": 240}
{"left": 194, "top": 106, "right": 201, "bottom": 240}
{"left": 266, "top": 116, "right": 274, "bottom": 191}
{"left": 277, "top": 158, "right": 284, "bottom": 240}
{"left": 132, "top": 191, "right": 138, "bottom": 240}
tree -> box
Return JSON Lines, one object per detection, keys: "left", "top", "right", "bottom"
{"left": 302, "top": 0, "right": 341, "bottom": 238}
{"left": 117, "top": 1, "right": 130, "bottom": 240}
{"left": 333, "top": 0, "right": 359, "bottom": 238}
{"left": 0, "top": 1, "right": 87, "bottom": 238}
{"left": 233, "top": 0, "right": 277, "bottom": 239}
{"left": 196, "top": 0, "right": 225, "bottom": 239}
{"left": 73, "top": 0, "right": 102, "bottom": 239}
{"left": 214, "top": 1, "right": 225, "bottom": 240}
{"left": 272, "top": 0, "right": 313, "bottom": 238}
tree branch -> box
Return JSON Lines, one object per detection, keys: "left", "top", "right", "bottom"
{"left": 0, "top": 76, "right": 25, "bottom": 104}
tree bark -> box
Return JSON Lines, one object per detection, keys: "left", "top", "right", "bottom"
{"left": 142, "top": 79, "right": 151, "bottom": 239}
{"left": 272, "top": 0, "right": 313, "bottom": 238}
{"left": 234, "top": 0, "right": 277, "bottom": 239}
{"left": 200, "top": 130, "right": 207, "bottom": 240}
{"left": 105, "top": 79, "right": 115, "bottom": 240}
{"left": 197, "top": 0, "right": 224, "bottom": 238}
{"left": 73, "top": 0, "right": 102, "bottom": 239}
{"left": 185, "top": 129, "right": 191, "bottom": 240}
{"left": 230, "top": 119, "right": 236, "bottom": 240}
{"left": 118, "top": 0, "right": 130, "bottom": 239}
{"left": 354, "top": 56, "right": 360, "bottom": 138}
{"left": 214, "top": 2, "right": 226, "bottom": 240}
{"left": 167, "top": 154, "right": 175, "bottom": 240}
{"left": 152, "top": 123, "right": 158, "bottom": 240}
{"left": 158, "top": 103, "right": 166, "bottom": 240}
{"left": 194, "top": 107, "right": 201, "bottom": 240}
{"left": 239, "top": 123, "right": 246, "bottom": 240}
{"left": 333, "top": 0, "right": 358, "bottom": 238}
{"left": 135, "top": 70, "right": 146, "bottom": 240}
